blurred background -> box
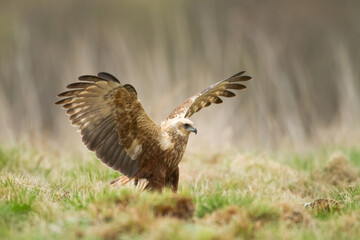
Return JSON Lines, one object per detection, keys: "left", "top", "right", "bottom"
{"left": 0, "top": 0, "right": 359, "bottom": 152}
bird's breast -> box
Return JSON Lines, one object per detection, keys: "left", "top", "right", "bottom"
{"left": 163, "top": 135, "right": 189, "bottom": 168}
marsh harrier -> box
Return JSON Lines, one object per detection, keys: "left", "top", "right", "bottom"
{"left": 56, "top": 71, "right": 251, "bottom": 192}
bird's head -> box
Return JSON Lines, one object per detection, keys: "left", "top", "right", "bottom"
{"left": 161, "top": 118, "right": 197, "bottom": 137}
{"left": 176, "top": 118, "right": 197, "bottom": 136}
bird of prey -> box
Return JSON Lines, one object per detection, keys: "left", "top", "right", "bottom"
{"left": 56, "top": 71, "right": 252, "bottom": 192}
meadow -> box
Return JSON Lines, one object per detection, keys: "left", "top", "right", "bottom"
{"left": 0, "top": 1, "right": 359, "bottom": 239}
{"left": 1, "top": 144, "right": 359, "bottom": 239}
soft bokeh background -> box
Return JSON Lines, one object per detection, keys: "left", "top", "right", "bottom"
{"left": 0, "top": 0, "right": 359, "bottom": 152}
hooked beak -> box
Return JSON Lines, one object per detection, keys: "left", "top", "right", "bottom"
{"left": 189, "top": 126, "right": 197, "bottom": 135}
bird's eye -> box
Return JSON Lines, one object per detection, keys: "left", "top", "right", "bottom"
{"left": 184, "top": 123, "right": 190, "bottom": 128}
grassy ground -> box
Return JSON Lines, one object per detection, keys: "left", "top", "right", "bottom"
{"left": 0, "top": 144, "right": 359, "bottom": 240}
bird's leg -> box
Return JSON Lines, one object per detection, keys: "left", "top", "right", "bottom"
{"left": 147, "top": 179, "right": 166, "bottom": 192}
{"left": 145, "top": 170, "right": 166, "bottom": 192}
{"left": 110, "top": 175, "right": 133, "bottom": 186}
{"left": 166, "top": 167, "right": 179, "bottom": 193}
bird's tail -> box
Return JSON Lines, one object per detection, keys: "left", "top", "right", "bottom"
{"left": 110, "top": 175, "right": 134, "bottom": 186}
{"left": 110, "top": 175, "right": 149, "bottom": 192}
{"left": 135, "top": 178, "right": 149, "bottom": 191}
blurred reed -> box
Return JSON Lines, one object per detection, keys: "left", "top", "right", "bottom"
{"left": 0, "top": 0, "right": 359, "bottom": 151}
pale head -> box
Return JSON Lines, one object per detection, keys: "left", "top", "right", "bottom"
{"left": 161, "top": 118, "right": 197, "bottom": 137}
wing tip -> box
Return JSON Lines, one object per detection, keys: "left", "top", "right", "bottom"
{"left": 229, "top": 71, "right": 246, "bottom": 78}
{"left": 242, "top": 76, "right": 252, "bottom": 81}
{"left": 78, "top": 72, "right": 121, "bottom": 84}
{"left": 54, "top": 98, "right": 67, "bottom": 105}
{"left": 228, "top": 71, "right": 252, "bottom": 82}
{"left": 78, "top": 75, "right": 94, "bottom": 81}
{"left": 98, "top": 72, "right": 121, "bottom": 83}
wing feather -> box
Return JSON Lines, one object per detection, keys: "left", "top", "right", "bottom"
{"left": 97, "top": 72, "right": 121, "bottom": 83}
{"left": 165, "top": 71, "right": 252, "bottom": 120}
{"left": 96, "top": 134, "right": 119, "bottom": 164}
{"left": 78, "top": 75, "right": 103, "bottom": 82}
{"left": 57, "top": 90, "right": 82, "bottom": 97}
{"left": 56, "top": 72, "right": 162, "bottom": 177}
{"left": 106, "top": 137, "right": 123, "bottom": 166}
{"left": 226, "top": 83, "right": 247, "bottom": 90}
{"left": 114, "top": 149, "right": 127, "bottom": 168}
{"left": 66, "top": 82, "right": 94, "bottom": 89}
{"left": 87, "top": 116, "right": 114, "bottom": 150}
{"left": 219, "top": 90, "right": 236, "bottom": 98}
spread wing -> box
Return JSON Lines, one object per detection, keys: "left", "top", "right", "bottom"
{"left": 166, "top": 71, "right": 252, "bottom": 120}
{"left": 55, "top": 72, "right": 162, "bottom": 178}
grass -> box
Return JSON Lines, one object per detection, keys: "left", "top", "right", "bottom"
{"left": 0, "top": 144, "right": 360, "bottom": 240}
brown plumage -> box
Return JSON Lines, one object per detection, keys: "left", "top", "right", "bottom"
{"left": 55, "top": 71, "right": 252, "bottom": 192}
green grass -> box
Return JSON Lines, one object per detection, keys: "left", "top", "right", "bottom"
{"left": 0, "top": 144, "right": 360, "bottom": 240}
